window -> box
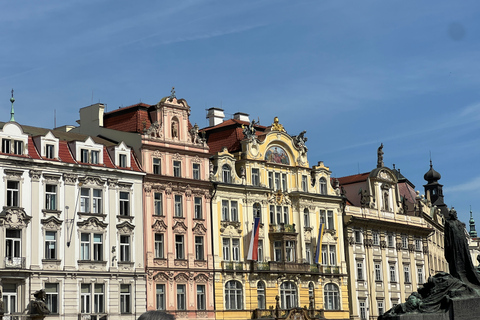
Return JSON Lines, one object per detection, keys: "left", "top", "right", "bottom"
{"left": 46, "top": 144, "right": 55, "bottom": 159}
{"left": 155, "top": 234, "right": 164, "bottom": 259}
{"left": 175, "top": 235, "right": 185, "bottom": 259}
{"left": 222, "top": 238, "right": 230, "bottom": 261}
{"left": 415, "top": 238, "right": 422, "bottom": 251}
{"left": 80, "top": 188, "right": 102, "bottom": 213}
{"left": 320, "top": 210, "right": 326, "bottom": 224}
{"left": 197, "top": 285, "right": 206, "bottom": 310}
{"left": 327, "top": 210, "right": 334, "bottom": 230}
{"left": 282, "top": 173, "right": 287, "bottom": 192}
{"left": 252, "top": 168, "right": 260, "bottom": 186}
{"left": 387, "top": 233, "right": 395, "bottom": 248}
{"left": 177, "top": 284, "right": 186, "bottom": 310}
{"left": 154, "top": 193, "right": 163, "bottom": 216}
{"left": 3, "top": 283, "right": 17, "bottom": 314}
{"left": 2, "top": 138, "right": 11, "bottom": 153}
{"left": 390, "top": 264, "right": 396, "bottom": 282}
{"left": 91, "top": 150, "right": 99, "bottom": 164}
{"left": 195, "top": 236, "right": 204, "bottom": 260}
{"left": 283, "top": 206, "right": 289, "bottom": 224}
{"left": 225, "top": 281, "right": 243, "bottom": 310}
{"left": 173, "top": 160, "right": 181, "bottom": 177}
{"left": 280, "top": 282, "right": 297, "bottom": 309}
{"left": 308, "top": 283, "right": 315, "bottom": 300}
{"left": 153, "top": 158, "right": 161, "bottom": 174}
{"left": 357, "top": 260, "right": 364, "bottom": 280}
{"left": 194, "top": 197, "right": 202, "bottom": 219}
{"left": 119, "top": 154, "right": 127, "bottom": 167}
{"left": 355, "top": 230, "right": 362, "bottom": 244}
{"left": 321, "top": 245, "right": 328, "bottom": 265}
{"left": 404, "top": 265, "right": 411, "bottom": 283}
{"left": 174, "top": 195, "right": 183, "bottom": 217}
{"left": 374, "top": 262, "right": 382, "bottom": 281}
{"left": 257, "top": 281, "right": 266, "bottom": 309}
{"left": 120, "top": 284, "right": 131, "bottom": 314}
{"left": 372, "top": 231, "right": 379, "bottom": 246}
{"left": 324, "top": 283, "right": 340, "bottom": 310}
{"left": 274, "top": 173, "right": 280, "bottom": 190}
{"left": 319, "top": 178, "right": 327, "bottom": 195}
{"left": 329, "top": 245, "right": 336, "bottom": 265}
{"left": 222, "top": 238, "right": 240, "bottom": 261}
{"left": 274, "top": 241, "right": 282, "bottom": 262}
{"left": 232, "top": 238, "right": 240, "bottom": 261}
{"left": 6, "top": 229, "right": 21, "bottom": 261}
{"left": 285, "top": 241, "right": 296, "bottom": 262}
{"left": 45, "top": 184, "right": 57, "bottom": 210}
{"left": 359, "top": 301, "right": 367, "bottom": 320}
{"left": 13, "top": 140, "right": 23, "bottom": 155}
{"left": 222, "top": 164, "right": 231, "bottom": 183}
{"left": 304, "top": 209, "right": 310, "bottom": 228}
{"left": 81, "top": 149, "right": 89, "bottom": 163}
{"left": 378, "top": 300, "right": 384, "bottom": 316}
{"left": 222, "top": 200, "right": 229, "bottom": 221}
{"left": 417, "top": 266, "right": 424, "bottom": 284}
{"left": 253, "top": 203, "right": 261, "bottom": 219}
{"left": 156, "top": 284, "right": 165, "bottom": 310}
{"left": 119, "top": 235, "right": 130, "bottom": 262}
{"left": 45, "top": 283, "right": 59, "bottom": 314}
{"left": 268, "top": 172, "right": 273, "bottom": 189}
{"left": 119, "top": 191, "right": 130, "bottom": 216}
{"left": 45, "top": 231, "right": 57, "bottom": 260}
{"left": 302, "top": 175, "right": 308, "bottom": 192}
{"left": 7, "top": 180, "right": 19, "bottom": 207}
{"left": 231, "top": 201, "right": 238, "bottom": 222}
{"left": 80, "top": 233, "right": 103, "bottom": 261}
{"left": 257, "top": 240, "right": 264, "bottom": 262}
{"left": 193, "top": 163, "right": 200, "bottom": 180}
{"left": 305, "top": 244, "right": 312, "bottom": 264}
{"left": 81, "top": 284, "right": 105, "bottom": 314}
{"left": 401, "top": 235, "right": 408, "bottom": 249}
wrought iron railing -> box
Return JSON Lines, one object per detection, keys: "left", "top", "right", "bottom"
{"left": 4, "top": 257, "right": 26, "bottom": 269}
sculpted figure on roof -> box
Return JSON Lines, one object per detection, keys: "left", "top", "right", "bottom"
{"left": 242, "top": 119, "right": 257, "bottom": 140}
{"left": 271, "top": 117, "right": 285, "bottom": 132}
{"left": 293, "top": 130, "right": 308, "bottom": 153}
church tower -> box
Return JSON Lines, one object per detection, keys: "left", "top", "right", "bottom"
{"left": 423, "top": 160, "right": 449, "bottom": 217}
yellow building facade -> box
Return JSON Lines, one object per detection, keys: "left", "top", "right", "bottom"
{"left": 203, "top": 114, "right": 350, "bottom": 320}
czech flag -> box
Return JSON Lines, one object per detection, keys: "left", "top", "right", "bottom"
{"left": 314, "top": 223, "right": 325, "bottom": 264}
{"left": 247, "top": 217, "right": 261, "bottom": 261}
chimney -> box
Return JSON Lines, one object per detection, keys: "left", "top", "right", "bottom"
{"left": 78, "top": 103, "right": 105, "bottom": 128}
{"left": 206, "top": 107, "right": 225, "bottom": 126}
{"left": 233, "top": 112, "right": 250, "bottom": 122}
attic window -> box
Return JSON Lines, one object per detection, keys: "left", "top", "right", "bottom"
{"left": 46, "top": 144, "right": 55, "bottom": 159}
{"left": 80, "top": 148, "right": 101, "bottom": 164}
{"left": 119, "top": 154, "right": 127, "bottom": 168}
{"left": 2, "top": 139, "right": 23, "bottom": 155}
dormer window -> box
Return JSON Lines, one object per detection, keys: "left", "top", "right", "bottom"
{"left": 80, "top": 148, "right": 100, "bottom": 164}
{"left": 13, "top": 140, "right": 23, "bottom": 155}
{"left": 46, "top": 144, "right": 55, "bottom": 159}
{"left": 81, "top": 149, "right": 89, "bottom": 163}
{"left": 2, "top": 139, "right": 10, "bottom": 153}
{"left": 119, "top": 154, "right": 127, "bottom": 168}
{"left": 2, "top": 139, "right": 23, "bottom": 155}
{"left": 107, "top": 142, "right": 131, "bottom": 168}
{"left": 91, "top": 150, "right": 99, "bottom": 164}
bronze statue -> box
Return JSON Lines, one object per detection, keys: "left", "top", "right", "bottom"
{"left": 30, "top": 289, "right": 50, "bottom": 319}
{"left": 377, "top": 143, "right": 384, "bottom": 168}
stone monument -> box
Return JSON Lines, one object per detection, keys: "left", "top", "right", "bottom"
{"left": 379, "top": 208, "right": 480, "bottom": 320}
{"left": 29, "top": 289, "right": 50, "bottom": 320}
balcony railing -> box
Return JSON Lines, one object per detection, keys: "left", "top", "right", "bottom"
{"left": 268, "top": 261, "right": 310, "bottom": 272}
{"left": 78, "top": 314, "right": 107, "bottom": 320}
{"left": 4, "top": 257, "right": 26, "bottom": 269}
{"left": 221, "top": 261, "right": 244, "bottom": 271}
{"left": 269, "top": 223, "right": 296, "bottom": 234}
{"left": 252, "top": 307, "right": 324, "bottom": 319}
{"left": 250, "top": 261, "right": 340, "bottom": 274}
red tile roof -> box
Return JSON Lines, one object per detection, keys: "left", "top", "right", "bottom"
{"left": 130, "top": 152, "right": 142, "bottom": 172}
{"left": 28, "top": 136, "right": 41, "bottom": 159}
{"left": 102, "top": 147, "right": 116, "bottom": 169}
{"left": 103, "top": 103, "right": 151, "bottom": 133}
{"left": 58, "top": 141, "right": 77, "bottom": 164}
{"left": 337, "top": 172, "right": 370, "bottom": 185}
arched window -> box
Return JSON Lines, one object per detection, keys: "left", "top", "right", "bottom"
{"left": 324, "top": 283, "right": 340, "bottom": 310}
{"left": 280, "top": 282, "right": 297, "bottom": 309}
{"left": 319, "top": 178, "right": 327, "bottom": 195}
{"left": 308, "top": 282, "right": 315, "bottom": 299}
{"left": 303, "top": 208, "right": 310, "bottom": 228}
{"left": 222, "top": 164, "right": 231, "bottom": 183}
{"left": 257, "top": 281, "right": 266, "bottom": 309}
{"left": 253, "top": 203, "right": 262, "bottom": 219}
{"left": 225, "top": 280, "right": 243, "bottom": 310}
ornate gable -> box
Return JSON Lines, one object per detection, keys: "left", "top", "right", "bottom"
{"left": 192, "top": 222, "right": 207, "bottom": 235}
{"left": 41, "top": 216, "right": 63, "bottom": 230}
{"left": 77, "top": 217, "right": 108, "bottom": 231}
{"left": 172, "top": 220, "right": 188, "bottom": 233}
{"left": 117, "top": 221, "right": 135, "bottom": 234}
{"left": 0, "top": 207, "right": 31, "bottom": 229}
{"left": 152, "top": 219, "right": 168, "bottom": 232}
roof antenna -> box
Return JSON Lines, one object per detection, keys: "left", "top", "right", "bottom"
{"left": 9, "top": 89, "right": 15, "bottom": 122}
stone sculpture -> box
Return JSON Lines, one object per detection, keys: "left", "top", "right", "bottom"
{"left": 30, "top": 289, "right": 50, "bottom": 319}
{"left": 242, "top": 119, "right": 257, "bottom": 140}
{"left": 137, "top": 310, "right": 175, "bottom": 320}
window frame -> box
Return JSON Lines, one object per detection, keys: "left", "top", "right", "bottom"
{"left": 6, "top": 180, "right": 19, "bottom": 207}
{"left": 195, "top": 236, "right": 205, "bottom": 261}
{"left": 119, "top": 235, "right": 130, "bottom": 262}
{"left": 154, "top": 192, "right": 163, "bottom": 216}
{"left": 45, "top": 283, "right": 59, "bottom": 314}
{"left": 192, "top": 163, "right": 200, "bottom": 180}
{"left": 156, "top": 284, "right": 165, "bottom": 310}
{"left": 280, "top": 281, "right": 297, "bottom": 309}
{"left": 194, "top": 197, "right": 202, "bottom": 219}
{"left": 174, "top": 195, "right": 183, "bottom": 217}
{"left": 175, "top": 234, "right": 185, "bottom": 260}
{"left": 197, "top": 284, "right": 206, "bottom": 311}
{"left": 177, "top": 284, "right": 186, "bottom": 310}
{"left": 45, "top": 230, "right": 57, "bottom": 260}
{"left": 154, "top": 233, "right": 164, "bottom": 259}
{"left": 222, "top": 164, "right": 232, "bottom": 183}
{"left": 173, "top": 160, "right": 182, "bottom": 177}
{"left": 225, "top": 280, "right": 243, "bottom": 310}
{"left": 252, "top": 168, "right": 260, "bottom": 186}
{"left": 153, "top": 158, "right": 161, "bottom": 174}
{"left": 119, "top": 191, "right": 130, "bottom": 216}
{"left": 120, "top": 284, "right": 131, "bottom": 314}
{"left": 324, "top": 283, "right": 340, "bottom": 310}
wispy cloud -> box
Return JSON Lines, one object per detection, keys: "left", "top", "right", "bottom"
{"left": 445, "top": 175, "right": 480, "bottom": 194}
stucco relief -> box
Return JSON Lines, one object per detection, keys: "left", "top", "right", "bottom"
{"left": 192, "top": 155, "right": 201, "bottom": 163}
{"left": 117, "top": 221, "right": 135, "bottom": 235}
{"left": 172, "top": 153, "right": 182, "bottom": 161}
{"left": 79, "top": 176, "right": 105, "bottom": 186}
{"left": 152, "top": 219, "right": 167, "bottom": 232}
{"left": 192, "top": 222, "right": 207, "bottom": 235}
{"left": 29, "top": 169, "right": 42, "bottom": 181}
{"left": 220, "top": 223, "right": 242, "bottom": 235}
{"left": 185, "top": 185, "right": 192, "bottom": 199}
{"left": 41, "top": 216, "right": 63, "bottom": 230}
{"left": 77, "top": 217, "right": 108, "bottom": 231}
{"left": 1, "top": 207, "right": 31, "bottom": 229}
{"left": 153, "top": 150, "right": 163, "bottom": 158}
{"left": 43, "top": 174, "right": 60, "bottom": 183}
{"left": 174, "top": 273, "right": 189, "bottom": 282}
{"left": 304, "top": 230, "right": 312, "bottom": 242}
{"left": 153, "top": 259, "right": 167, "bottom": 267}
{"left": 194, "top": 261, "right": 207, "bottom": 268}
{"left": 144, "top": 183, "right": 152, "bottom": 194}
{"left": 153, "top": 272, "right": 169, "bottom": 282}
{"left": 108, "top": 178, "right": 118, "bottom": 188}
{"left": 172, "top": 220, "right": 188, "bottom": 233}
{"left": 63, "top": 173, "right": 77, "bottom": 185}
{"left": 4, "top": 169, "right": 23, "bottom": 179}
{"left": 146, "top": 121, "right": 162, "bottom": 139}
{"left": 194, "top": 274, "right": 209, "bottom": 283}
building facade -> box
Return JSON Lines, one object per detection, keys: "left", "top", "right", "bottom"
{"left": 73, "top": 93, "right": 214, "bottom": 319}
{"left": 338, "top": 147, "right": 447, "bottom": 320}
{"left": 0, "top": 118, "right": 146, "bottom": 319}
{"left": 202, "top": 111, "right": 350, "bottom": 320}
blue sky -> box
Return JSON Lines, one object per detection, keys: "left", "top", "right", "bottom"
{"left": 1, "top": 0, "right": 479, "bottom": 224}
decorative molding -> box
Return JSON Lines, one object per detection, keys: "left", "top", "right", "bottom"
{"left": 108, "top": 178, "right": 118, "bottom": 188}
{"left": 152, "top": 219, "right": 167, "bottom": 232}
{"left": 4, "top": 169, "right": 23, "bottom": 179}
{"left": 29, "top": 170, "right": 42, "bottom": 181}
{"left": 192, "top": 222, "right": 207, "bottom": 235}
{"left": 194, "top": 274, "right": 209, "bottom": 283}
{"left": 77, "top": 217, "right": 108, "bottom": 231}
{"left": 116, "top": 221, "right": 135, "bottom": 234}
{"left": 192, "top": 155, "right": 201, "bottom": 163}
{"left": 0, "top": 207, "right": 31, "bottom": 229}
{"left": 41, "top": 216, "right": 63, "bottom": 230}
{"left": 63, "top": 173, "right": 78, "bottom": 185}
{"left": 172, "top": 153, "right": 183, "bottom": 161}
{"left": 153, "top": 150, "right": 163, "bottom": 158}
{"left": 79, "top": 176, "right": 105, "bottom": 186}
{"left": 174, "top": 272, "right": 189, "bottom": 282}
{"left": 172, "top": 221, "right": 188, "bottom": 233}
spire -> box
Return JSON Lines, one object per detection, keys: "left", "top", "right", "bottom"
{"left": 9, "top": 89, "right": 15, "bottom": 122}
{"left": 470, "top": 206, "right": 477, "bottom": 238}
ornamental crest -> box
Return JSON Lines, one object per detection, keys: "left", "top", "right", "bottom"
{"left": 77, "top": 217, "right": 108, "bottom": 231}
{"left": 116, "top": 221, "right": 135, "bottom": 234}
{"left": 192, "top": 222, "right": 207, "bottom": 235}
{"left": 41, "top": 216, "right": 63, "bottom": 230}
{"left": 174, "top": 273, "right": 189, "bottom": 282}
{"left": 152, "top": 219, "right": 167, "bottom": 232}
{"left": 172, "top": 220, "right": 188, "bottom": 233}
{"left": 0, "top": 207, "right": 31, "bottom": 229}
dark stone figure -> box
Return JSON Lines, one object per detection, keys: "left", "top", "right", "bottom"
{"left": 444, "top": 208, "right": 480, "bottom": 287}
{"left": 377, "top": 143, "right": 384, "bottom": 168}
{"left": 137, "top": 310, "right": 175, "bottom": 320}
{"left": 379, "top": 207, "right": 480, "bottom": 319}
{"left": 0, "top": 289, "right": 4, "bottom": 316}
{"left": 30, "top": 289, "right": 50, "bottom": 319}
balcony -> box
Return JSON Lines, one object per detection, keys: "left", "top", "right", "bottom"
{"left": 4, "top": 257, "right": 25, "bottom": 269}
{"left": 221, "top": 261, "right": 244, "bottom": 271}
{"left": 269, "top": 223, "right": 296, "bottom": 234}
{"left": 78, "top": 314, "right": 107, "bottom": 320}
{"left": 268, "top": 261, "right": 310, "bottom": 272}
{"left": 252, "top": 307, "right": 324, "bottom": 319}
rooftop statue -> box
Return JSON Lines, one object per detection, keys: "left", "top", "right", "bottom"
{"left": 379, "top": 207, "right": 480, "bottom": 319}
{"left": 242, "top": 119, "right": 257, "bottom": 140}
{"left": 271, "top": 117, "right": 285, "bottom": 132}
